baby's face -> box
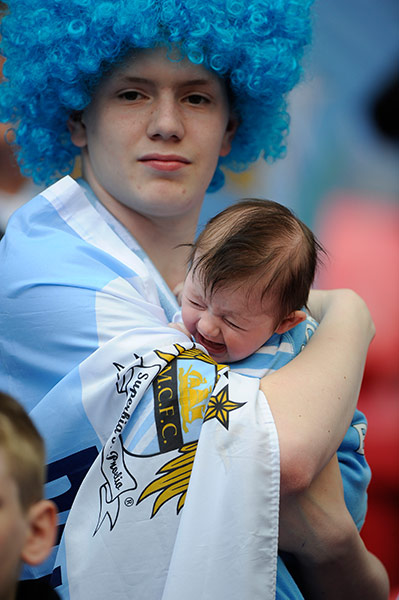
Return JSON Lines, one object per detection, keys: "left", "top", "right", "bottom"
{"left": 0, "top": 449, "right": 30, "bottom": 597}
{"left": 181, "top": 269, "right": 278, "bottom": 363}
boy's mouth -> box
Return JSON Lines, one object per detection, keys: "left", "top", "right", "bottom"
{"left": 196, "top": 333, "right": 226, "bottom": 356}
{"left": 139, "top": 153, "right": 191, "bottom": 172}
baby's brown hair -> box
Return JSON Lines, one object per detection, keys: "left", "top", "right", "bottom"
{"left": 189, "top": 199, "right": 325, "bottom": 324}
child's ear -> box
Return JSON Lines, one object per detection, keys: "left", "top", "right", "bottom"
{"left": 67, "top": 110, "right": 87, "bottom": 148}
{"left": 21, "top": 500, "right": 58, "bottom": 566}
{"left": 275, "top": 310, "right": 307, "bottom": 335}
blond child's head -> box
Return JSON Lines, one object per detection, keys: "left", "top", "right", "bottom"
{"left": 0, "top": 392, "right": 57, "bottom": 600}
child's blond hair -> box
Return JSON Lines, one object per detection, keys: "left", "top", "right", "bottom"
{"left": 0, "top": 391, "right": 45, "bottom": 511}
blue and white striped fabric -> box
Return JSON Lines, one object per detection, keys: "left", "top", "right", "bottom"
{"left": 229, "top": 318, "right": 317, "bottom": 378}
{"left": 0, "top": 177, "right": 281, "bottom": 600}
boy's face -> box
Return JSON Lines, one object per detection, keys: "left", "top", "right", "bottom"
{"left": 0, "top": 449, "right": 30, "bottom": 598}
{"left": 69, "top": 47, "right": 236, "bottom": 223}
{"left": 181, "top": 269, "right": 279, "bottom": 363}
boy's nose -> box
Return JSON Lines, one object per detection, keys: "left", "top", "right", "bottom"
{"left": 147, "top": 95, "right": 184, "bottom": 141}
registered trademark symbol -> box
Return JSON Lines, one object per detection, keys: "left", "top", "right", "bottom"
{"left": 124, "top": 496, "right": 134, "bottom": 507}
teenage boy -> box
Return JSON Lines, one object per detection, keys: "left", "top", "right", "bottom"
{"left": 0, "top": 1, "right": 388, "bottom": 599}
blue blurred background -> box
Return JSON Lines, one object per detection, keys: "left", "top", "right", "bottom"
{"left": 201, "top": 0, "right": 398, "bottom": 227}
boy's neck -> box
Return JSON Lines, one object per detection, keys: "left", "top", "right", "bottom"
{"left": 131, "top": 211, "right": 198, "bottom": 292}
{"left": 84, "top": 180, "right": 200, "bottom": 291}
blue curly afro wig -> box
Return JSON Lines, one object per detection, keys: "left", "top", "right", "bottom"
{"left": 0, "top": 0, "right": 313, "bottom": 191}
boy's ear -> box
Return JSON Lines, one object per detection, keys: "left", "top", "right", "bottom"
{"left": 275, "top": 310, "right": 307, "bottom": 335}
{"left": 67, "top": 110, "right": 87, "bottom": 148}
{"left": 21, "top": 500, "right": 58, "bottom": 566}
{"left": 219, "top": 114, "right": 239, "bottom": 157}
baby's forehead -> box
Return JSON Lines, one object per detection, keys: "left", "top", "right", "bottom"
{"left": 200, "top": 273, "right": 277, "bottom": 317}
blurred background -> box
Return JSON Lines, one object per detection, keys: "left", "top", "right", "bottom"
{"left": 1, "top": 0, "right": 398, "bottom": 595}
{"left": 202, "top": 0, "right": 398, "bottom": 224}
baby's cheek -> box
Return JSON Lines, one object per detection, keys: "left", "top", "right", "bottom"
{"left": 227, "top": 335, "right": 241, "bottom": 355}
{"left": 182, "top": 311, "right": 196, "bottom": 336}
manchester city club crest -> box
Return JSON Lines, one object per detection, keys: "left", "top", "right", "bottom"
{"left": 94, "top": 343, "right": 246, "bottom": 534}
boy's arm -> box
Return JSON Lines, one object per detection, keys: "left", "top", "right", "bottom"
{"left": 279, "top": 313, "right": 371, "bottom": 530}
{"left": 232, "top": 306, "right": 371, "bottom": 528}
{"left": 261, "top": 289, "right": 375, "bottom": 495}
{"left": 231, "top": 311, "right": 381, "bottom": 598}
{"left": 279, "top": 456, "right": 389, "bottom": 600}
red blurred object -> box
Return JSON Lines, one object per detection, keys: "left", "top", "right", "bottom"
{"left": 315, "top": 193, "right": 399, "bottom": 594}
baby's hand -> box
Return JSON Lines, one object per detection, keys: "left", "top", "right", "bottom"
{"left": 168, "top": 321, "right": 192, "bottom": 338}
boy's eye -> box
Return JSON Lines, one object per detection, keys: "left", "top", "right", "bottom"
{"left": 185, "top": 94, "right": 209, "bottom": 105}
{"left": 119, "top": 90, "right": 144, "bottom": 101}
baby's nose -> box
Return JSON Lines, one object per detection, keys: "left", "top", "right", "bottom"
{"left": 198, "top": 314, "right": 220, "bottom": 339}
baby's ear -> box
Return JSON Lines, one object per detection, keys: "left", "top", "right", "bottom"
{"left": 21, "top": 500, "right": 58, "bottom": 566}
{"left": 275, "top": 310, "right": 307, "bottom": 335}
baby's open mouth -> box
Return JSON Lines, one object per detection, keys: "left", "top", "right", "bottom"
{"left": 196, "top": 333, "right": 226, "bottom": 354}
